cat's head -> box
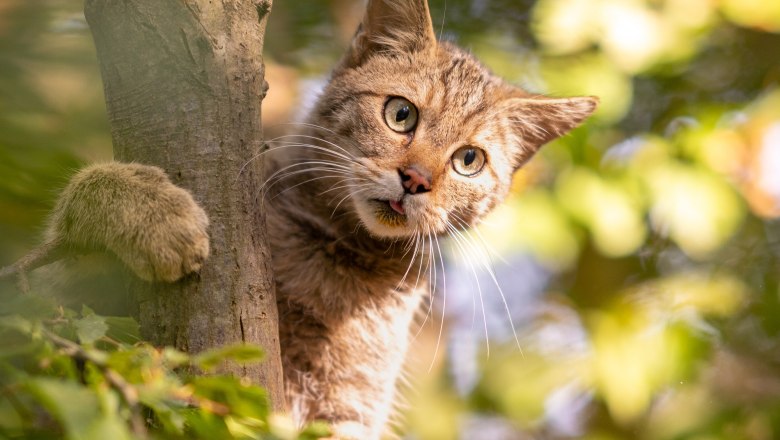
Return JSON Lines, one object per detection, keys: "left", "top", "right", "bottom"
{"left": 307, "top": 0, "right": 597, "bottom": 239}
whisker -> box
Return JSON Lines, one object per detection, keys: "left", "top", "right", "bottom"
{"left": 439, "top": 0, "right": 447, "bottom": 41}
{"left": 271, "top": 174, "right": 368, "bottom": 201}
{"left": 270, "top": 134, "right": 361, "bottom": 164}
{"left": 266, "top": 139, "right": 358, "bottom": 164}
{"left": 449, "top": 215, "right": 524, "bottom": 357}
{"left": 446, "top": 221, "right": 490, "bottom": 358}
{"left": 397, "top": 230, "right": 422, "bottom": 290}
{"left": 271, "top": 174, "right": 352, "bottom": 200}
{"left": 236, "top": 137, "right": 359, "bottom": 183}
{"left": 271, "top": 121, "right": 342, "bottom": 135}
{"left": 429, "top": 228, "right": 448, "bottom": 373}
{"left": 261, "top": 167, "right": 357, "bottom": 200}
{"left": 411, "top": 232, "right": 428, "bottom": 293}
{"left": 413, "top": 225, "right": 436, "bottom": 342}
{"left": 265, "top": 169, "right": 355, "bottom": 193}
{"left": 400, "top": 233, "right": 418, "bottom": 259}
{"left": 274, "top": 157, "right": 356, "bottom": 173}
{"left": 317, "top": 180, "right": 372, "bottom": 196}
{"left": 428, "top": 224, "right": 437, "bottom": 312}
{"left": 451, "top": 212, "right": 509, "bottom": 266}
{"left": 261, "top": 162, "right": 355, "bottom": 190}
{"left": 330, "top": 187, "right": 370, "bottom": 217}
{"left": 260, "top": 160, "right": 354, "bottom": 192}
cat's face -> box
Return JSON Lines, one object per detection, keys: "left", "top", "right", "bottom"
{"left": 307, "top": 0, "right": 597, "bottom": 239}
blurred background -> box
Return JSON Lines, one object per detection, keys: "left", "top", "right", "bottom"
{"left": 2, "top": 0, "right": 780, "bottom": 438}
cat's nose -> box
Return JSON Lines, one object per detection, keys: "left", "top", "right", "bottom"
{"left": 399, "top": 167, "right": 431, "bottom": 194}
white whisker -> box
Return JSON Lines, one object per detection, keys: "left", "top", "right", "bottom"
{"left": 266, "top": 139, "right": 359, "bottom": 164}
{"left": 449, "top": 215, "right": 524, "bottom": 357}
{"left": 446, "top": 221, "right": 490, "bottom": 358}
{"left": 262, "top": 167, "right": 357, "bottom": 200}
{"left": 429, "top": 229, "right": 447, "bottom": 373}
{"left": 329, "top": 187, "right": 369, "bottom": 218}
{"left": 317, "top": 179, "right": 372, "bottom": 196}
{"left": 398, "top": 230, "right": 422, "bottom": 290}
{"left": 271, "top": 174, "right": 365, "bottom": 200}
{"left": 270, "top": 133, "right": 359, "bottom": 163}
{"left": 261, "top": 160, "right": 354, "bottom": 192}
{"left": 413, "top": 225, "right": 436, "bottom": 342}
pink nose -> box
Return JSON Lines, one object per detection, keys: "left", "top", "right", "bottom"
{"left": 400, "top": 168, "right": 431, "bottom": 194}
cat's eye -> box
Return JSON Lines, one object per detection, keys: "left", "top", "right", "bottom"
{"left": 451, "top": 147, "right": 486, "bottom": 176}
{"left": 383, "top": 97, "right": 418, "bottom": 133}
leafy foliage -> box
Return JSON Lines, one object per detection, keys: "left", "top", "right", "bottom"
{"left": 0, "top": 294, "right": 328, "bottom": 439}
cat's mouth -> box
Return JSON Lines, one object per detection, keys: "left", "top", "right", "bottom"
{"left": 370, "top": 198, "right": 407, "bottom": 227}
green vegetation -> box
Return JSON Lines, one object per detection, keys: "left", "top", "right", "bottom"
{"left": 2, "top": 0, "right": 780, "bottom": 438}
{"left": 0, "top": 295, "right": 328, "bottom": 439}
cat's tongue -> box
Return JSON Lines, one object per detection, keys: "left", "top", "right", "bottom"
{"left": 389, "top": 199, "right": 405, "bottom": 215}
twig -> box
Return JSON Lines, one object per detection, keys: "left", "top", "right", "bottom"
{"left": 43, "top": 330, "right": 149, "bottom": 440}
{"left": 104, "top": 369, "right": 146, "bottom": 437}
{"left": 0, "top": 238, "right": 67, "bottom": 293}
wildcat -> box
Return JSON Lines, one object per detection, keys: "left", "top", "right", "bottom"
{"left": 38, "top": 0, "right": 597, "bottom": 438}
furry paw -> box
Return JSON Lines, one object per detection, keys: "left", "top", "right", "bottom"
{"left": 48, "top": 162, "right": 210, "bottom": 283}
{"left": 117, "top": 193, "right": 210, "bottom": 283}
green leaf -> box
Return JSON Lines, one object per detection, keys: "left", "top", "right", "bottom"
{"left": 75, "top": 314, "right": 108, "bottom": 345}
{"left": 25, "top": 378, "right": 100, "bottom": 440}
{"left": 162, "top": 346, "right": 190, "bottom": 368}
{"left": 0, "top": 396, "right": 24, "bottom": 434}
{"left": 190, "top": 376, "right": 270, "bottom": 419}
{"left": 0, "top": 315, "right": 32, "bottom": 334}
{"left": 104, "top": 317, "right": 141, "bottom": 344}
{"left": 25, "top": 378, "right": 135, "bottom": 440}
{"left": 0, "top": 317, "right": 39, "bottom": 360}
{"left": 184, "top": 410, "right": 233, "bottom": 439}
{"left": 82, "top": 416, "right": 133, "bottom": 440}
{"left": 0, "top": 294, "right": 56, "bottom": 320}
{"left": 297, "top": 421, "right": 332, "bottom": 440}
{"left": 193, "top": 344, "right": 265, "bottom": 371}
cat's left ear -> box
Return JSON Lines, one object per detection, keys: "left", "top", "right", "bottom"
{"left": 339, "top": 0, "right": 437, "bottom": 69}
{"left": 503, "top": 95, "right": 599, "bottom": 168}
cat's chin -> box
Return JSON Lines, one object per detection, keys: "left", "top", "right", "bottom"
{"left": 353, "top": 198, "right": 417, "bottom": 238}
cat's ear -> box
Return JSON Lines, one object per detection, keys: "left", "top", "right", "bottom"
{"left": 503, "top": 95, "right": 598, "bottom": 168}
{"left": 340, "top": 0, "right": 437, "bottom": 69}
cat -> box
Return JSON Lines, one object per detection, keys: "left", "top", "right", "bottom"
{"left": 36, "top": 0, "right": 597, "bottom": 438}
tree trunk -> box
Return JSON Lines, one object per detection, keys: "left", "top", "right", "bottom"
{"left": 83, "top": 0, "right": 283, "bottom": 409}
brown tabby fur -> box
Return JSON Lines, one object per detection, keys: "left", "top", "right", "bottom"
{"left": 40, "top": 1, "right": 596, "bottom": 438}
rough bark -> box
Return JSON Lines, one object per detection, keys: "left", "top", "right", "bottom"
{"left": 84, "top": 0, "right": 283, "bottom": 409}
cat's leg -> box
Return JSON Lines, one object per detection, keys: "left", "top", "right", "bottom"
{"left": 281, "top": 295, "right": 422, "bottom": 440}
{"left": 45, "top": 162, "right": 209, "bottom": 282}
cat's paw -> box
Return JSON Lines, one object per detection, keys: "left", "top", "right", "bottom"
{"left": 48, "top": 162, "right": 210, "bottom": 283}
{"left": 116, "top": 191, "right": 210, "bottom": 283}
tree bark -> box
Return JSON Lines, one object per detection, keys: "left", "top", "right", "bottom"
{"left": 84, "top": 0, "right": 283, "bottom": 409}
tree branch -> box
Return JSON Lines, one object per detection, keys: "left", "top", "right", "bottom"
{"left": 0, "top": 238, "right": 67, "bottom": 293}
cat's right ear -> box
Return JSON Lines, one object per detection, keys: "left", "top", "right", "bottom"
{"left": 339, "top": 0, "right": 437, "bottom": 69}
{"left": 503, "top": 95, "right": 599, "bottom": 169}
